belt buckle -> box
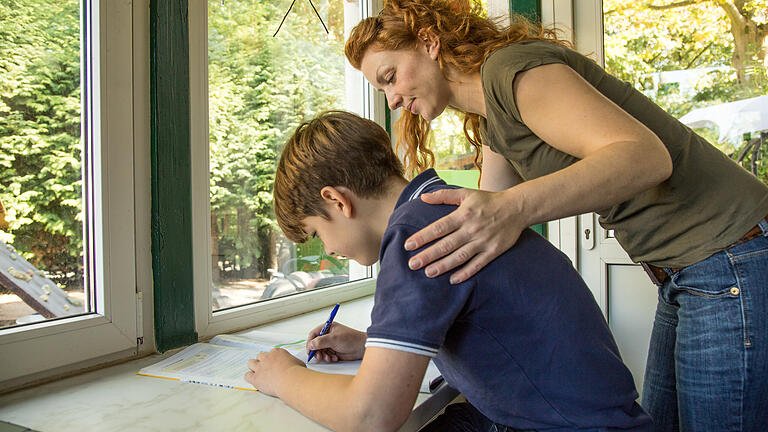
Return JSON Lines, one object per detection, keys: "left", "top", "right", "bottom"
{"left": 641, "top": 262, "right": 662, "bottom": 286}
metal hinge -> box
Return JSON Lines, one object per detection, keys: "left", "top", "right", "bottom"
{"left": 136, "top": 290, "right": 144, "bottom": 349}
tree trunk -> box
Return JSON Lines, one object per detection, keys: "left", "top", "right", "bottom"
{"left": 0, "top": 199, "right": 8, "bottom": 231}
{"left": 715, "top": 0, "right": 767, "bottom": 88}
{"left": 255, "top": 228, "right": 274, "bottom": 279}
{"left": 210, "top": 213, "right": 220, "bottom": 283}
{"left": 648, "top": 1, "right": 768, "bottom": 89}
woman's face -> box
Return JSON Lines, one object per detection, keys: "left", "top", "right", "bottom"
{"left": 359, "top": 42, "right": 451, "bottom": 122}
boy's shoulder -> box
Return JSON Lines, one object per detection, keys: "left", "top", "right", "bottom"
{"left": 386, "top": 186, "right": 461, "bottom": 232}
{"left": 383, "top": 186, "right": 571, "bottom": 280}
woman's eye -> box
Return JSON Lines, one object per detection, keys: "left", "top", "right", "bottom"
{"left": 386, "top": 72, "right": 395, "bottom": 84}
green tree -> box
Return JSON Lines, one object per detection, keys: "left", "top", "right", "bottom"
{"left": 207, "top": 0, "right": 345, "bottom": 279}
{"left": 605, "top": 1, "right": 768, "bottom": 98}
{"left": 604, "top": 0, "right": 768, "bottom": 184}
{"left": 0, "top": 0, "right": 82, "bottom": 287}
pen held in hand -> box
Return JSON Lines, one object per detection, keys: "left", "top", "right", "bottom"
{"left": 307, "top": 303, "right": 340, "bottom": 363}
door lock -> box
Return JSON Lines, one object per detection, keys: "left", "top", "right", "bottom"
{"left": 579, "top": 213, "right": 595, "bottom": 250}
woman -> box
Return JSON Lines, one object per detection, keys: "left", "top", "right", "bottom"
{"left": 345, "top": 0, "right": 768, "bottom": 430}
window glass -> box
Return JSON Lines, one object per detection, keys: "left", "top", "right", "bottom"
{"left": 430, "top": 0, "right": 487, "bottom": 189}
{"left": 431, "top": 108, "right": 481, "bottom": 188}
{"left": 207, "top": 0, "right": 367, "bottom": 311}
{"left": 604, "top": 1, "right": 768, "bottom": 184}
{"left": 0, "top": 0, "right": 87, "bottom": 329}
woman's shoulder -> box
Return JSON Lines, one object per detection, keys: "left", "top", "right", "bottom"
{"left": 480, "top": 40, "right": 571, "bottom": 122}
{"left": 482, "top": 40, "right": 569, "bottom": 76}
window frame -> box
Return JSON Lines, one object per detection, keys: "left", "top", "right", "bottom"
{"left": 0, "top": 0, "right": 143, "bottom": 390}
{"left": 190, "top": 0, "right": 387, "bottom": 339}
{"left": 542, "top": 0, "right": 602, "bottom": 262}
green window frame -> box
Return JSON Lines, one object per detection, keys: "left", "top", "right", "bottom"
{"left": 509, "top": 0, "right": 547, "bottom": 237}
{"left": 150, "top": 0, "right": 196, "bottom": 352}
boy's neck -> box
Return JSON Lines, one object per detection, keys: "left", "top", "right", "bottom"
{"left": 357, "top": 175, "right": 410, "bottom": 247}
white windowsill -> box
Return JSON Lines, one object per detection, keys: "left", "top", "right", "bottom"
{"left": 0, "top": 296, "right": 457, "bottom": 432}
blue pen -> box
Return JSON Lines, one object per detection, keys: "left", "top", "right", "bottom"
{"left": 307, "top": 303, "right": 340, "bottom": 363}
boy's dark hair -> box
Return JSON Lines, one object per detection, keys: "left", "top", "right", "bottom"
{"left": 274, "top": 110, "right": 405, "bottom": 243}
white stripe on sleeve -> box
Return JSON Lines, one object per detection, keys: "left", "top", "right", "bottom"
{"left": 365, "top": 337, "right": 439, "bottom": 358}
{"left": 409, "top": 176, "right": 441, "bottom": 201}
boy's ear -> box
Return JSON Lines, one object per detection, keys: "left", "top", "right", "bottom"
{"left": 417, "top": 29, "right": 440, "bottom": 60}
{"left": 319, "top": 186, "right": 354, "bottom": 219}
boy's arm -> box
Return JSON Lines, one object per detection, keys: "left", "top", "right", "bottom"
{"left": 245, "top": 346, "right": 429, "bottom": 432}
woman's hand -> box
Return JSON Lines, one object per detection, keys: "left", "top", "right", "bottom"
{"left": 245, "top": 348, "right": 305, "bottom": 396}
{"left": 306, "top": 322, "right": 367, "bottom": 362}
{"left": 404, "top": 187, "right": 528, "bottom": 284}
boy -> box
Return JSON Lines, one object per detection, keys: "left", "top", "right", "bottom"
{"left": 245, "top": 111, "right": 651, "bottom": 432}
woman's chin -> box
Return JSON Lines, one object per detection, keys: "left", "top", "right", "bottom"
{"left": 420, "top": 107, "right": 445, "bottom": 123}
{"left": 419, "top": 111, "right": 436, "bottom": 122}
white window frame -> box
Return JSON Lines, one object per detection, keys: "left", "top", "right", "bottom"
{"left": 190, "top": 0, "right": 387, "bottom": 338}
{"left": 543, "top": 0, "right": 603, "bottom": 267}
{"left": 0, "top": 0, "right": 144, "bottom": 389}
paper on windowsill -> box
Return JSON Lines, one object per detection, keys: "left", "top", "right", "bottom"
{"left": 137, "top": 329, "right": 442, "bottom": 393}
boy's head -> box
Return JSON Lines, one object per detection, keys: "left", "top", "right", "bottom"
{"left": 274, "top": 111, "right": 405, "bottom": 262}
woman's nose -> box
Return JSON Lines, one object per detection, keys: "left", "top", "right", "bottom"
{"left": 385, "top": 89, "right": 403, "bottom": 110}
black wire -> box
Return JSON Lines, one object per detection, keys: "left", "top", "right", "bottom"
{"left": 273, "top": 0, "right": 329, "bottom": 37}
{"left": 273, "top": 0, "right": 297, "bottom": 37}
{"left": 307, "top": 0, "right": 329, "bottom": 34}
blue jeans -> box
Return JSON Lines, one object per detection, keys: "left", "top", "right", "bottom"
{"left": 642, "top": 219, "right": 768, "bottom": 432}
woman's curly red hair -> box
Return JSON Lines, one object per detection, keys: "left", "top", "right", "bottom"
{"left": 345, "top": 0, "right": 570, "bottom": 177}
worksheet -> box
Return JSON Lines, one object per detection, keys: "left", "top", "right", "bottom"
{"left": 138, "top": 330, "right": 442, "bottom": 392}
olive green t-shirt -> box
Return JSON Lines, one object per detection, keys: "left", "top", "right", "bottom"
{"left": 480, "top": 40, "right": 768, "bottom": 267}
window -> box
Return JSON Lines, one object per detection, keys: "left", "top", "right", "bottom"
{"left": 431, "top": 108, "right": 482, "bottom": 187}
{"left": 191, "top": 0, "right": 382, "bottom": 337}
{"left": 603, "top": 0, "right": 768, "bottom": 184}
{"left": 428, "top": 0, "right": 489, "bottom": 190}
{"left": 1, "top": 0, "right": 85, "bottom": 330}
{"left": 0, "top": 0, "right": 141, "bottom": 388}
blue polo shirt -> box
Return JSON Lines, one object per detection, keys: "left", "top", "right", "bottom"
{"left": 366, "top": 169, "right": 651, "bottom": 431}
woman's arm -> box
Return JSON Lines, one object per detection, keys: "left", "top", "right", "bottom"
{"left": 406, "top": 63, "right": 672, "bottom": 283}
{"left": 479, "top": 144, "right": 523, "bottom": 192}
{"left": 245, "top": 347, "right": 429, "bottom": 432}
{"left": 511, "top": 63, "right": 672, "bottom": 222}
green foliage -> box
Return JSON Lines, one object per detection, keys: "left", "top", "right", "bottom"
{"left": 0, "top": 0, "right": 82, "bottom": 286}
{"left": 430, "top": 107, "right": 474, "bottom": 169}
{"left": 295, "top": 238, "right": 346, "bottom": 274}
{"left": 0, "top": 0, "right": 349, "bottom": 286}
{"left": 208, "top": 0, "right": 345, "bottom": 278}
{"left": 604, "top": 0, "right": 768, "bottom": 185}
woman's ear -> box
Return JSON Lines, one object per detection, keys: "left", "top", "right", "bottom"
{"left": 319, "top": 186, "right": 354, "bottom": 219}
{"left": 417, "top": 29, "right": 440, "bottom": 60}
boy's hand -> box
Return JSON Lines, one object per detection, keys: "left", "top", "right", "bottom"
{"left": 245, "top": 348, "right": 305, "bottom": 396}
{"left": 306, "top": 322, "right": 366, "bottom": 362}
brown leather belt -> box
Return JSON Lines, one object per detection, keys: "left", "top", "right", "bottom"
{"left": 641, "top": 216, "right": 767, "bottom": 286}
